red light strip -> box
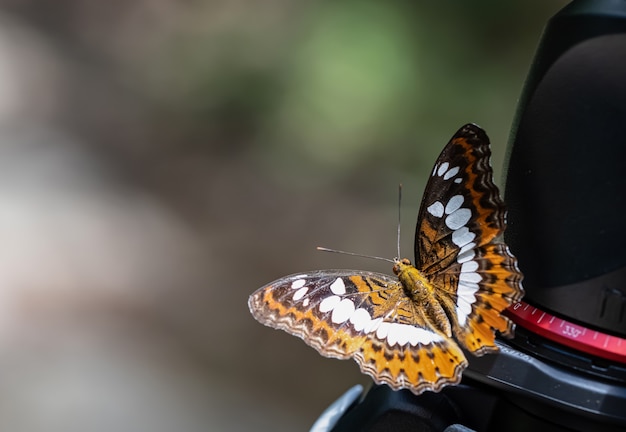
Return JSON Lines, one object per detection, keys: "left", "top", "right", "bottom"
{"left": 505, "top": 301, "right": 626, "bottom": 364}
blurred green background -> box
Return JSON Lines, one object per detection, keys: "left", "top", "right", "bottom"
{"left": 0, "top": 1, "right": 567, "bottom": 431}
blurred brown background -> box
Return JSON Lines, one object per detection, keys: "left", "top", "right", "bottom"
{"left": 0, "top": 1, "right": 566, "bottom": 431}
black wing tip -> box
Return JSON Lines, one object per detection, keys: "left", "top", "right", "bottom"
{"left": 455, "top": 123, "right": 489, "bottom": 144}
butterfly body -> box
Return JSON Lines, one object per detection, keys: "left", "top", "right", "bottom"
{"left": 249, "top": 124, "right": 524, "bottom": 395}
{"left": 393, "top": 258, "right": 453, "bottom": 338}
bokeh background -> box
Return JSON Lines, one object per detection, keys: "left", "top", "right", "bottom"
{"left": 0, "top": 1, "right": 567, "bottom": 431}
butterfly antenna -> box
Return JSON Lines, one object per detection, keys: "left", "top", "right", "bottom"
{"left": 316, "top": 247, "right": 395, "bottom": 264}
{"left": 397, "top": 183, "right": 402, "bottom": 259}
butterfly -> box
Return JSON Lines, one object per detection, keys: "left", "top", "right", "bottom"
{"left": 248, "top": 124, "right": 524, "bottom": 395}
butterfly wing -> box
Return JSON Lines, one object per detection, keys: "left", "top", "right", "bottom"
{"left": 249, "top": 270, "right": 468, "bottom": 394}
{"left": 414, "top": 124, "right": 524, "bottom": 355}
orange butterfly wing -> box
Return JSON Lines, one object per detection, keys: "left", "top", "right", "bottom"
{"left": 248, "top": 124, "right": 524, "bottom": 395}
{"left": 414, "top": 124, "right": 524, "bottom": 355}
{"left": 249, "top": 271, "right": 468, "bottom": 394}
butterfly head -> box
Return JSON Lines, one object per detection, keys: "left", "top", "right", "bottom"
{"left": 392, "top": 258, "right": 413, "bottom": 276}
{"left": 392, "top": 257, "right": 431, "bottom": 295}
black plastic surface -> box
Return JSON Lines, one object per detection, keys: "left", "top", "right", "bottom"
{"left": 504, "top": 0, "right": 626, "bottom": 337}
{"left": 328, "top": 340, "right": 626, "bottom": 432}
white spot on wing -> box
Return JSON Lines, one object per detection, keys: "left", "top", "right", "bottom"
{"left": 443, "top": 166, "right": 460, "bottom": 180}
{"left": 291, "top": 279, "right": 306, "bottom": 289}
{"left": 400, "top": 325, "right": 418, "bottom": 346}
{"left": 456, "top": 248, "right": 476, "bottom": 263}
{"left": 437, "top": 162, "right": 449, "bottom": 176}
{"left": 376, "top": 322, "right": 391, "bottom": 339}
{"left": 461, "top": 260, "right": 479, "bottom": 273}
{"left": 350, "top": 308, "right": 372, "bottom": 331}
{"left": 420, "top": 328, "right": 444, "bottom": 344}
{"left": 459, "top": 271, "right": 482, "bottom": 283}
{"left": 452, "top": 227, "right": 475, "bottom": 247}
{"left": 445, "top": 208, "right": 472, "bottom": 230}
{"left": 456, "top": 302, "right": 472, "bottom": 326}
{"left": 386, "top": 323, "right": 403, "bottom": 346}
{"left": 454, "top": 178, "right": 462, "bottom": 184}
{"left": 319, "top": 295, "right": 341, "bottom": 313}
{"left": 456, "top": 280, "right": 480, "bottom": 325}
{"left": 459, "top": 242, "right": 476, "bottom": 255}
{"left": 375, "top": 322, "right": 444, "bottom": 346}
{"left": 302, "top": 298, "right": 310, "bottom": 307}
{"left": 365, "top": 317, "right": 383, "bottom": 333}
{"left": 331, "top": 299, "right": 355, "bottom": 324}
{"left": 330, "top": 278, "right": 346, "bottom": 295}
{"left": 293, "top": 286, "right": 308, "bottom": 301}
{"left": 457, "top": 285, "right": 477, "bottom": 305}
{"left": 445, "top": 195, "right": 464, "bottom": 214}
{"left": 427, "top": 201, "right": 445, "bottom": 218}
